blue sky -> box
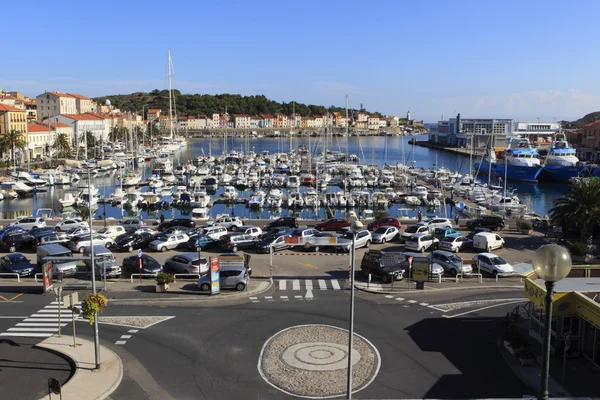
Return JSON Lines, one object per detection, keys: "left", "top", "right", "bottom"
{"left": 2, "top": 0, "right": 599, "bottom": 122}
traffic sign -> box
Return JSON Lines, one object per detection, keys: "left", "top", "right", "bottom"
{"left": 138, "top": 249, "right": 142, "bottom": 258}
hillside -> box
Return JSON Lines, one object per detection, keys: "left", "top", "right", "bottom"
{"left": 93, "top": 90, "right": 382, "bottom": 119}
{"left": 562, "top": 111, "right": 600, "bottom": 129}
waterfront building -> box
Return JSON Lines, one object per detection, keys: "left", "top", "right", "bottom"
{"left": 513, "top": 121, "right": 561, "bottom": 143}
{"left": 211, "top": 113, "right": 220, "bottom": 129}
{"left": 260, "top": 114, "right": 274, "bottom": 128}
{"left": 68, "top": 93, "right": 94, "bottom": 114}
{"left": 25, "top": 100, "right": 37, "bottom": 121}
{"left": 26, "top": 123, "right": 54, "bottom": 159}
{"left": 147, "top": 109, "right": 161, "bottom": 122}
{"left": 250, "top": 116, "right": 261, "bottom": 129}
{"left": 356, "top": 112, "right": 369, "bottom": 122}
{"left": 41, "top": 120, "right": 73, "bottom": 138}
{"left": 429, "top": 115, "right": 512, "bottom": 149}
{"left": 178, "top": 116, "right": 188, "bottom": 131}
{"left": 56, "top": 112, "right": 110, "bottom": 145}
{"left": 276, "top": 113, "right": 288, "bottom": 129}
{"left": 234, "top": 114, "right": 251, "bottom": 129}
{"left": 355, "top": 120, "right": 367, "bottom": 130}
{"left": 385, "top": 115, "right": 399, "bottom": 127}
{"left": 0, "top": 94, "right": 26, "bottom": 109}
{"left": 332, "top": 112, "right": 347, "bottom": 127}
{"left": 36, "top": 91, "right": 77, "bottom": 120}
{"left": 576, "top": 121, "right": 600, "bottom": 162}
{"left": 0, "top": 104, "right": 28, "bottom": 136}
{"left": 367, "top": 116, "right": 380, "bottom": 130}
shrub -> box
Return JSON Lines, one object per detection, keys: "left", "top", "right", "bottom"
{"left": 517, "top": 219, "right": 533, "bottom": 230}
{"left": 81, "top": 293, "right": 108, "bottom": 325}
{"left": 373, "top": 210, "right": 388, "bottom": 220}
{"left": 156, "top": 272, "right": 175, "bottom": 285}
{"left": 570, "top": 242, "right": 589, "bottom": 257}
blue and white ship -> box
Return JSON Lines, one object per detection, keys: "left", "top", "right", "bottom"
{"left": 474, "top": 138, "right": 543, "bottom": 183}
{"left": 538, "top": 132, "right": 588, "bottom": 182}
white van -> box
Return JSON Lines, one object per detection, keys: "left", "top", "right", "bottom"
{"left": 473, "top": 232, "right": 504, "bottom": 252}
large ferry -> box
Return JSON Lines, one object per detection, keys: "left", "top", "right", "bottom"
{"left": 538, "top": 132, "right": 588, "bottom": 182}
{"left": 474, "top": 138, "right": 543, "bottom": 183}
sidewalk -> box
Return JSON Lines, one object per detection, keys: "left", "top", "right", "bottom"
{"left": 37, "top": 335, "right": 122, "bottom": 400}
{"left": 354, "top": 276, "right": 524, "bottom": 295}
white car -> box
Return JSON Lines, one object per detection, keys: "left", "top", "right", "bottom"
{"left": 340, "top": 229, "right": 372, "bottom": 250}
{"left": 404, "top": 233, "right": 439, "bottom": 253}
{"left": 371, "top": 226, "right": 399, "bottom": 244}
{"left": 149, "top": 233, "right": 189, "bottom": 252}
{"left": 68, "top": 233, "right": 115, "bottom": 253}
{"left": 97, "top": 225, "right": 127, "bottom": 239}
{"left": 400, "top": 225, "right": 430, "bottom": 242}
{"left": 9, "top": 217, "right": 46, "bottom": 231}
{"left": 55, "top": 219, "right": 89, "bottom": 232}
{"left": 423, "top": 218, "right": 453, "bottom": 231}
{"left": 472, "top": 253, "right": 514, "bottom": 277}
{"left": 199, "top": 225, "right": 229, "bottom": 240}
{"left": 120, "top": 218, "right": 145, "bottom": 230}
{"left": 213, "top": 216, "right": 243, "bottom": 230}
{"left": 234, "top": 226, "right": 263, "bottom": 238}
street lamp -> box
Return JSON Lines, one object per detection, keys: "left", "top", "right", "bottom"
{"left": 532, "top": 244, "right": 571, "bottom": 400}
{"left": 346, "top": 213, "right": 363, "bottom": 399}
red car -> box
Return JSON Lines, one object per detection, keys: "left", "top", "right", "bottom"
{"left": 315, "top": 218, "right": 350, "bottom": 231}
{"left": 367, "top": 217, "right": 402, "bottom": 231}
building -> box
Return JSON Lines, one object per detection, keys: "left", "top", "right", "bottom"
{"left": 0, "top": 104, "right": 28, "bottom": 136}
{"left": 67, "top": 93, "right": 94, "bottom": 114}
{"left": 260, "top": 114, "right": 274, "bottom": 128}
{"left": 26, "top": 123, "right": 54, "bottom": 159}
{"left": 385, "top": 116, "right": 399, "bottom": 127}
{"left": 24, "top": 100, "right": 37, "bottom": 121}
{"left": 36, "top": 92, "right": 78, "bottom": 120}
{"left": 356, "top": 112, "right": 369, "bottom": 123}
{"left": 276, "top": 113, "right": 288, "bottom": 129}
{"left": 514, "top": 121, "right": 561, "bottom": 143}
{"left": 367, "top": 116, "right": 380, "bottom": 130}
{"left": 234, "top": 114, "right": 251, "bottom": 129}
{"left": 212, "top": 113, "right": 220, "bottom": 129}
{"left": 291, "top": 114, "right": 301, "bottom": 128}
{"left": 147, "top": 109, "right": 161, "bottom": 122}
{"left": 332, "top": 112, "right": 347, "bottom": 127}
{"left": 429, "top": 115, "right": 512, "bottom": 149}
{"left": 55, "top": 112, "right": 110, "bottom": 145}
{"left": 250, "top": 116, "right": 261, "bottom": 129}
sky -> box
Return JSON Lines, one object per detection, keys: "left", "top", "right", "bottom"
{"left": 2, "top": 0, "right": 600, "bottom": 122}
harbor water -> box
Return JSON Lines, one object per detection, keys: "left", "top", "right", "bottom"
{"left": 0, "top": 135, "right": 568, "bottom": 221}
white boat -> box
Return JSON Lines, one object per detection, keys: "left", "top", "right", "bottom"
{"left": 248, "top": 193, "right": 265, "bottom": 208}
{"left": 266, "top": 188, "right": 283, "bottom": 208}
{"left": 220, "top": 173, "right": 233, "bottom": 184}
{"left": 124, "top": 191, "right": 142, "bottom": 208}
{"left": 148, "top": 177, "right": 164, "bottom": 189}
{"left": 191, "top": 208, "right": 209, "bottom": 219}
{"left": 59, "top": 193, "right": 79, "bottom": 207}
{"left": 336, "top": 192, "right": 348, "bottom": 207}
{"left": 287, "top": 191, "right": 304, "bottom": 208}
{"left": 140, "top": 192, "right": 160, "bottom": 207}
{"left": 54, "top": 173, "right": 72, "bottom": 185}
{"left": 323, "top": 193, "right": 338, "bottom": 207}
{"left": 11, "top": 171, "right": 47, "bottom": 187}
{"left": 304, "top": 188, "right": 320, "bottom": 207}
{"left": 122, "top": 172, "right": 142, "bottom": 187}
{"left": 222, "top": 186, "right": 238, "bottom": 200}
{"left": 79, "top": 186, "right": 98, "bottom": 207}
{"left": 287, "top": 175, "right": 300, "bottom": 188}
{"left": 373, "top": 192, "right": 389, "bottom": 208}
{"left": 3, "top": 181, "right": 33, "bottom": 197}
{"left": 405, "top": 196, "right": 421, "bottom": 206}
{"left": 409, "top": 186, "right": 429, "bottom": 199}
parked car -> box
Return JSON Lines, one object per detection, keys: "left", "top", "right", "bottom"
{"left": 472, "top": 253, "right": 514, "bottom": 276}
{"left": 234, "top": 226, "right": 263, "bottom": 238}
{"left": 82, "top": 245, "right": 121, "bottom": 278}
{"left": 186, "top": 234, "right": 217, "bottom": 250}
{"left": 54, "top": 219, "right": 88, "bottom": 232}
{"left": 68, "top": 233, "right": 115, "bottom": 253}
{"left": 0, "top": 253, "right": 34, "bottom": 276}
{"left": 1, "top": 232, "right": 36, "bottom": 253}
{"left": 122, "top": 254, "right": 162, "bottom": 277}
{"left": 97, "top": 225, "right": 127, "bottom": 239}
{"left": 29, "top": 226, "right": 56, "bottom": 240}
{"left": 264, "top": 217, "right": 298, "bottom": 231}
{"left": 264, "top": 226, "right": 294, "bottom": 237}
{"left": 212, "top": 215, "right": 243, "bottom": 230}
{"left": 65, "top": 226, "right": 91, "bottom": 238}
{"left": 219, "top": 233, "right": 258, "bottom": 252}
{"left": 367, "top": 217, "right": 402, "bottom": 231}
{"left": 400, "top": 224, "right": 430, "bottom": 242}
{"left": 164, "top": 253, "right": 208, "bottom": 275}
{"left": 9, "top": 216, "right": 46, "bottom": 231}
{"left": 360, "top": 251, "right": 406, "bottom": 283}
{"left": 0, "top": 226, "right": 25, "bottom": 241}
{"left": 466, "top": 215, "right": 505, "bottom": 231}
{"left": 315, "top": 218, "right": 350, "bottom": 232}
{"left": 404, "top": 233, "right": 439, "bottom": 253}
{"left": 371, "top": 226, "right": 399, "bottom": 244}
{"left": 421, "top": 218, "right": 453, "bottom": 231}
{"left": 472, "top": 232, "right": 505, "bottom": 252}
{"left": 292, "top": 228, "right": 319, "bottom": 239}
{"left": 113, "top": 232, "right": 154, "bottom": 252}
{"left": 120, "top": 218, "right": 145, "bottom": 231}
{"left": 340, "top": 229, "right": 372, "bottom": 250}
{"left": 432, "top": 227, "right": 461, "bottom": 241}
{"left": 37, "top": 244, "right": 77, "bottom": 277}
{"left": 198, "top": 225, "right": 229, "bottom": 240}
{"left": 430, "top": 250, "right": 472, "bottom": 276}
{"left": 149, "top": 233, "right": 189, "bottom": 252}
{"left": 161, "top": 226, "right": 196, "bottom": 237}
{"left": 255, "top": 234, "right": 292, "bottom": 253}
{"left": 198, "top": 266, "right": 249, "bottom": 292}
{"left": 402, "top": 252, "right": 445, "bottom": 277}
{"left": 466, "top": 227, "right": 492, "bottom": 240}
{"left": 157, "top": 218, "right": 196, "bottom": 232}
{"left": 438, "top": 236, "right": 473, "bottom": 253}
{"left": 126, "top": 227, "right": 157, "bottom": 236}
{"left": 37, "top": 232, "right": 70, "bottom": 246}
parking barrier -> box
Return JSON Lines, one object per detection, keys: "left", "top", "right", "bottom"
{"left": 0, "top": 273, "right": 20, "bottom": 282}
{"left": 130, "top": 273, "right": 160, "bottom": 283}
{"left": 495, "top": 272, "right": 516, "bottom": 282}
{"left": 34, "top": 273, "right": 44, "bottom": 282}
{"left": 456, "top": 273, "right": 483, "bottom": 283}
{"left": 173, "top": 273, "right": 200, "bottom": 282}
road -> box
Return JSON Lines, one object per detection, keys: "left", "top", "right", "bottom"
{"left": 0, "top": 280, "right": 531, "bottom": 400}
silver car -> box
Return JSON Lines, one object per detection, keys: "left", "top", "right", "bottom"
{"left": 164, "top": 253, "right": 208, "bottom": 275}
{"left": 149, "top": 233, "right": 189, "bottom": 252}
{"left": 431, "top": 250, "right": 472, "bottom": 276}
{"left": 371, "top": 226, "right": 399, "bottom": 244}
{"left": 198, "top": 266, "right": 249, "bottom": 291}
{"left": 68, "top": 233, "right": 115, "bottom": 253}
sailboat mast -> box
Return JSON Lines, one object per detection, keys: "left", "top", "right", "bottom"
{"left": 487, "top": 131, "right": 494, "bottom": 188}
{"left": 167, "top": 50, "right": 175, "bottom": 140}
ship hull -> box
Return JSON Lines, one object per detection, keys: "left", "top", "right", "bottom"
{"left": 538, "top": 165, "right": 588, "bottom": 182}
{"left": 474, "top": 161, "right": 542, "bottom": 183}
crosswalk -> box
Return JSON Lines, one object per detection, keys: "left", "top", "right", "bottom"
{"left": 276, "top": 279, "right": 343, "bottom": 291}
{"left": 0, "top": 301, "right": 83, "bottom": 338}
{"left": 383, "top": 295, "right": 434, "bottom": 309}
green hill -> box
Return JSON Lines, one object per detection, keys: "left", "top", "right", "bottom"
{"left": 562, "top": 111, "right": 600, "bottom": 129}
{"left": 93, "top": 90, "right": 382, "bottom": 119}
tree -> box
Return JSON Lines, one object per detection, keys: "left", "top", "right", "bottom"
{"left": 549, "top": 178, "right": 600, "bottom": 241}
{"left": 53, "top": 133, "right": 71, "bottom": 158}
{"left": 0, "top": 129, "right": 26, "bottom": 165}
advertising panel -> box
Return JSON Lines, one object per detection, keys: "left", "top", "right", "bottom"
{"left": 210, "top": 257, "right": 220, "bottom": 295}
{"left": 42, "top": 261, "right": 53, "bottom": 293}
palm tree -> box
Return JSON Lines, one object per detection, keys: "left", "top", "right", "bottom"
{"left": 53, "top": 133, "right": 71, "bottom": 158}
{"left": 0, "top": 129, "right": 26, "bottom": 169}
{"left": 549, "top": 178, "right": 600, "bottom": 241}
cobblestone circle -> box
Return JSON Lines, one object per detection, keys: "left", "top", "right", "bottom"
{"left": 258, "top": 324, "right": 380, "bottom": 398}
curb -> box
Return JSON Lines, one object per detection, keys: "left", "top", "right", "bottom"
{"left": 354, "top": 284, "right": 523, "bottom": 295}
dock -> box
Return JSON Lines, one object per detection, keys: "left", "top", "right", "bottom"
{"left": 411, "top": 140, "right": 485, "bottom": 158}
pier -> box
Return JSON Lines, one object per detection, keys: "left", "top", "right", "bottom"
{"left": 411, "top": 140, "right": 485, "bottom": 158}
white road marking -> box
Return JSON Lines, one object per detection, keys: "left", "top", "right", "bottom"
{"left": 385, "top": 295, "right": 394, "bottom": 298}
{"left": 419, "top": 303, "right": 429, "bottom": 306}
{"left": 0, "top": 332, "right": 53, "bottom": 337}
{"left": 128, "top": 330, "right": 139, "bottom": 333}
{"left": 305, "top": 280, "right": 313, "bottom": 290}
{"left": 305, "top": 290, "right": 314, "bottom": 300}
{"left": 30, "top": 314, "right": 60, "bottom": 318}
{"left": 115, "top": 341, "right": 127, "bottom": 345}
{"left": 280, "top": 296, "right": 289, "bottom": 300}
{"left": 395, "top": 297, "right": 404, "bottom": 301}
{"left": 403, "top": 305, "right": 410, "bottom": 308}
{"left": 39, "top": 309, "right": 64, "bottom": 313}
{"left": 292, "top": 280, "right": 300, "bottom": 290}
{"left": 279, "top": 280, "right": 287, "bottom": 290}
{"left": 120, "top": 335, "right": 132, "bottom": 339}
{"left": 252, "top": 300, "right": 260, "bottom": 303}
{"left": 294, "top": 295, "right": 303, "bottom": 299}
{"left": 408, "top": 300, "right": 417, "bottom": 304}
{"left": 0, "top": 316, "right": 28, "bottom": 319}
{"left": 331, "top": 280, "right": 341, "bottom": 290}
{"left": 23, "top": 318, "right": 62, "bottom": 322}
{"left": 443, "top": 299, "right": 527, "bottom": 319}
{"left": 16, "top": 323, "right": 67, "bottom": 327}
{"left": 265, "top": 296, "right": 273, "bottom": 300}
{"left": 8, "top": 327, "right": 59, "bottom": 332}
{"left": 318, "top": 279, "right": 327, "bottom": 290}
{"left": 249, "top": 296, "right": 258, "bottom": 300}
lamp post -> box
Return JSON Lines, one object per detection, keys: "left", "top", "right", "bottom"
{"left": 346, "top": 212, "right": 363, "bottom": 399}
{"left": 532, "top": 244, "right": 572, "bottom": 400}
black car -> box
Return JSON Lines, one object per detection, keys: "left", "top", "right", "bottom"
{"left": 186, "top": 234, "right": 217, "bottom": 250}
{"left": 30, "top": 226, "right": 56, "bottom": 241}
{"left": 122, "top": 254, "right": 162, "bottom": 276}
{"left": 113, "top": 232, "right": 154, "bottom": 252}
{"left": 264, "top": 217, "right": 298, "bottom": 231}
{"left": 0, "top": 253, "right": 35, "bottom": 276}
{"left": 360, "top": 251, "right": 407, "bottom": 283}
{"left": 1, "top": 232, "right": 36, "bottom": 253}
{"left": 0, "top": 226, "right": 25, "bottom": 240}
{"left": 466, "top": 215, "right": 505, "bottom": 231}
{"left": 157, "top": 218, "right": 196, "bottom": 232}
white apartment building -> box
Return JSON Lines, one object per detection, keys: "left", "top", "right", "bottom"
{"left": 250, "top": 116, "right": 261, "bottom": 129}
{"left": 68, "top": 93, "right": 94, "bottom": 113}
{"left": 234, "top": 114, "right": 251, "bottom": 129}
{"left": 56, "top": 113, "right": 110, "bottom": 145}
{"left": 367, "top": 117, "right": 380, "bottom": 130}
{"left": 25, "top": 123, "right": 53, "bottom": 159}
{"left": 212, "top": 113, "right": 220, "bottom": 129}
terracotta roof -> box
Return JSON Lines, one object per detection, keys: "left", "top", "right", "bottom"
{"left": 60, "top": 112, "right": 105, "bottom": 121}
{"left": 0, "top": 104, "right": 25, "bottom": 112}
{"left": 66, "top": 93, "right": 90, "bottom": 100}
{"left": 45, "top": 92, "right": 75, "bottom": 98}
{"left": 27, "top": 123, "right": 54, "bottom": 133}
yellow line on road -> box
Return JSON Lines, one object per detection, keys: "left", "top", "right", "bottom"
{"left": 0, "top": 295, "right": 7, "bottom": 302}
{"left": 6, "top": 292, "right": 25, "bottom": 302}
{"left": 295, "top": 262, "right": 319, "bottom": 269}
